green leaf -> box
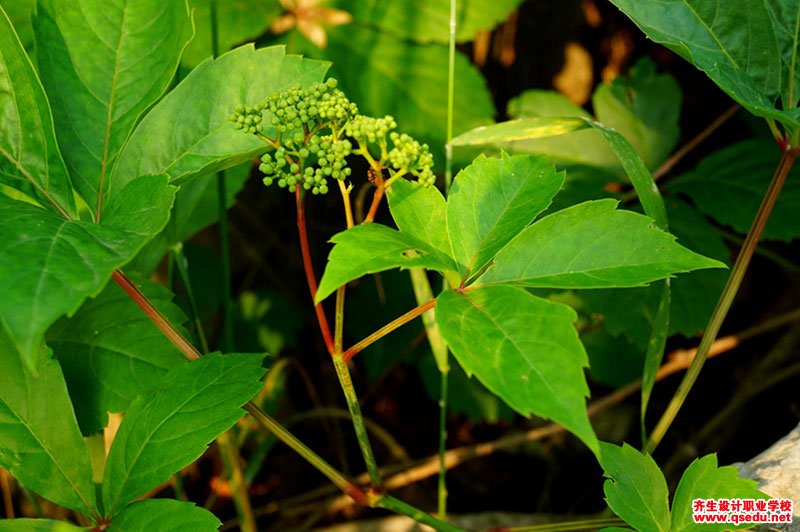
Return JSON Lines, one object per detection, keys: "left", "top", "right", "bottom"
{"left": 47, "top": 279, "right": 188, "bottom": 435}
{"left": 0, "top": 5, "right": 75, "bottom": 217}
{"left": 593, "top": 59, "right": 681, "bottom": 170}
{"left": 130, "top": 162, "right": 250, "bottom": 275}
{"left": 0, "top": 520, "right": 88, "bottom": 532}
{"left": 111, "top": 45, "right": 328, "bottom": 193}
{"left": 290, "top": 24, "right": 495, "bottom": 165}
{"left": 436, "top": 286, "right": 598, "bottom": 453}
{"left": 608, "top": 0, "right": 800, "bottom": 128}
{"left": 332, "top": 0, "right": 523, "bottom": 43}
{"left": 765, "top": 1, "right": 800, "bottom": 108}
{"left": 671, "top": 454, "right": 768, "bottom": 531}
{"left": 182, "top": 0, "right": 280, "bottom": 67}
{"left": 109, "top": 499, "right": 221, "bottom": 532}
{"left": 386, "top": 178, "right": 450, "bottom": 257}
{"left": 598, "top": 442, "right": 670, "bottom": 532}
{"left": 669, "top": 139, "right": 800, "bottom": 241}
{"left": 0, "top": 0, "right": 34, "bottom": 50}
{"left": 33, "top": 0, "right": 192, "bottom": 215}
{"left": 478, "top": 199, "right": 724, "bottom": 289}
{"left": 0, "top": 174, "right": 175, "bottom": 369}
{"left": 0, "top": 329, "right": 95, "bottom": 517}
{"left": 102, "top": 353, "right": 265, "bottom": 516}
{"left": 447, "top": 153, "right": 565, "bottom": 279}
{"left": 451, "top": 117, "right": 668, "bottom": 228}
{"left": 316, "top": 224, "right": 457, "bottom": 304}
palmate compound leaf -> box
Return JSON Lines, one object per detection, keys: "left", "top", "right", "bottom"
{"left": 110, "top": 45, "right": 328, "bottom": 195}
{"left": 102, "top": 353, "right": 265, "bottom": 517}
{"left": 446, "top": 153, "right": 565, "bottom": 281}
{"left": 0, "top": 4, "right": 75, "bottom": 217}
{"left": 0, "top": 328, "right": 95, "bottom": 517}
{"left": 478, "top": 199, "right": 725, "bottom": 290}
{"left": 0, "top": 174, "right": 175, "bottom": 370}
{"left": 109, "top": 499, "right": 220, "bottom": 532}
{"left": 671, "top": 454, "right": 769, "bottom": 531}
{"left": 436, "top": 286, "right": 598, "bottom": 453}
{"left": 47, "top": 278, "right": 189, "bottom": 435}
{"left": 33, "top": 0, "right": 192, "bottom": 215}
{"left": 315, "top": 223, "right": 458, "bottom": 304}
{"left": 598, "top": 442, "right": 671, "bottom": 532}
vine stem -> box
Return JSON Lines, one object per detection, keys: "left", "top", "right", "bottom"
{"left": 295, "top": 188, "right": 335, "bottom": 353}
{"left": 644, "top": 144, "right": 800, "bottom": 454}
{"left": 342, "top": 298, "right": 436, "bottom": 360}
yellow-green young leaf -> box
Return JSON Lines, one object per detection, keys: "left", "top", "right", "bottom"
{"left": 182, "top": 0, "right": 280, "bottom": 67}
{"left": 608, "top": 0, "right": 800, "bottom": 129}
{"left": 108, "top": 499, "right": 220, "bottom": 532}
{"left": 0, "top": 174, "right": 175, "bottom": 370}
{"left": 315, "top": 224, "right": 457, "bottom": 304}
{"left": 0, "top": 520, "right": 88, "bottom": 532}
{"left": 451, "top": 116, "right": 588, "bottom": 147}
{"left": 447, "top": 153, "right": 565, "bottom": 280}
{"left": 332, "top": 0, "right": 523, "bottom": 43}
{"left": 436, "top": 286, "right": 598, "bottom": 453}
{"left": 0, "top": 329, "right": 95, "bottom": 517}
{"left": 478, "top": 199, "right": 725, "bottom": 289}
{"left": 0, "top": 5, "right": 75, "bottom": 217}
{"left": 504, "top": 90, "right": 618, "bottom": 168}
{"left": 598, "top": 442, "right": 670, "bottom": 532}
{"left": 670, "top": 139, "right": 800, "bottom": 242}
{"left": 33, "top": 0, "right": 192, "bottom": 215}
{"left": 671, "top": 455, "right": 769, "bottom": 532}
{"left": 47, "top": 279, "right": 189, "bottom": 435}
{"left": 110, "top": 45, "right": 328, "bottom": 194}
{"left": 102, "top": 353, "right": 265, "bottom": 517}
{"left": 386, "top": 178, "right": 450, "bottom": 258}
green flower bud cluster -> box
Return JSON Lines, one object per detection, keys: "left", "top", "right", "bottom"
{"left": 229, "top": 104, "right": 264, "bottom": 134}
{"left": 232, "top": 78, "right": 435, "bottom": 195}
{"left": 388, "top": 132, "right": 436, "bottom": 187}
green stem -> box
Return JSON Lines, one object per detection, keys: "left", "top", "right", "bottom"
{"left": 437, "top": 367, "right": 449, "bottom": 517}
{"left": 332, "top": 354, "right": 383, "bottom": 488}
{"left": 506, "top": 517, "right": 627, "bottom": 531}
{"left": 375, "top": 493, "right": 464, "bottom": 532}
{"left": 644, "top": 145, "right": 800, "bottom": 454}
{"left": 210, "top": 0, "right": 234, "bottom": 352}
{"left": 445, "top": 0, "right": 457, "bottom": 195}
{"left": 172, "top": 246, "right": 210, "bottom": 353}
{"left": 243, "top": 403, "right": 368, "bottom": 505}
{"left": 216, "top": 431, "right": 257, "bottom": 532}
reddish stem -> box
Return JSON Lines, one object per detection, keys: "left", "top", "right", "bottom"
{"left": 112, "top": 270, "right": 201, "bottom": 361}
{"left": 296, "top": 188, "right": 335, "bottom": 354}
{"left": 343, "top": 298, "right": 436, "bottom": 361}
{"left": 364, "top": 184, "right": 385, "bottom": 223}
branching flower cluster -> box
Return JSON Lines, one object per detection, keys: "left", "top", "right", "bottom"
{"left": 230, "top": 78, "right": 435, "bottom": 195}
